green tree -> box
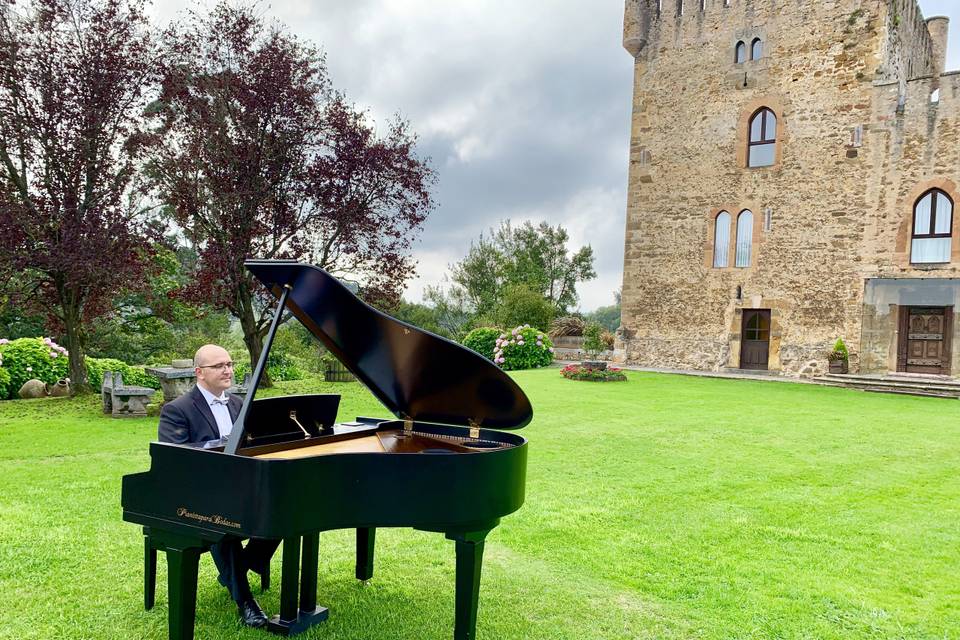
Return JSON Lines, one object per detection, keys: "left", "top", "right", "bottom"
{"left": 391, "top": 300, "right": 455, "bottom": 340}
{"left": 494, "top": 284, "right": 555, "bottom": 333}
{"left": 422, "top": 283, "right": 474, "bottom": 341}
{"left": 450, "top": 220, "right": 595, "bottom": 316}
{"left": 585, "top": 289, "right": 621, "bottom": 333}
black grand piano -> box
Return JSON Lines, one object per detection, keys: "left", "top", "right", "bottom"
{"left": 121, "top": 260, "right": 532, "bottom": 640}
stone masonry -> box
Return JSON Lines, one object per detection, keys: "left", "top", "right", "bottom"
{"left": 618, "top": 0, "right": 960, "bottom": 377}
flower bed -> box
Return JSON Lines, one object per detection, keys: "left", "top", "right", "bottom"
{"left": 560, "top": 363, "right": 627, "bottom": 382}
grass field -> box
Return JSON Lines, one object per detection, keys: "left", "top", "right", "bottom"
{"left": 0, "top": 370, "right": 958, "bottom": 639}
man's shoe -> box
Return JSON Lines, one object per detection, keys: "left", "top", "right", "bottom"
{"left": 238, "top": 598, "right": 268, "bottom": 628}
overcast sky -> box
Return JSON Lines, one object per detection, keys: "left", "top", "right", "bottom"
{"left": 152, "top": 1, "right": 960, "bottom": 312}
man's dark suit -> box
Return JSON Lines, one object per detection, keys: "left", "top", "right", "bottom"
{"left": 157, "top": 385, "right": 279, "bottom": 604}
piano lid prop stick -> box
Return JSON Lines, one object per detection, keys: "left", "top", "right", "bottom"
{"left": 224, "top": 283, "right": 293, "bottom": 455}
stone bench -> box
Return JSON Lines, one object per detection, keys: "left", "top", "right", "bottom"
{"left": 102, "top": 371, "right": 155, "bottom": 418}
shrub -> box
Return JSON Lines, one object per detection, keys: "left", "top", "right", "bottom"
{"left": 234, "top": 350, "right": 306, "bottom": 383}
{"left": 0, "top": 337, "right": 162, "bottom": 399}
{"left": 493, "top": 325, "right": 554, "bottom": 371}
{"left": 462, "top": 327, "right": 502, "bottom": 361}
{"left": 560, "top": 364, "right": 627, "bottom": 382}
{"left": 0, "top": 367, "right": 10, "bottom": 400}
{"left": 582, "top": 322, "right": 607, "bottom": 358}
{"left": 0, "top": 337, "right": 69, "bottom": 399}
{"left": 494, "top": 285, "right": 555, "bottom": 334}
{"left": 601, "top": 330, "right": 616, "bottom": 350}
{"left": 829, "top": 338, "right": 849, "bottom": 362}
{"left": 549, "top": 315, "right": 585, "bottom": 338}
{"left": 86, "top": 358, "right": 160, "bottom": 390}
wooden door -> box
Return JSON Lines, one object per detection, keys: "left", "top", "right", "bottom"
{"left": 740, "top": 309, "right": 770, "bottom": 370}
{"left": 898, "top": 306, "right": 953, "bottom": 375}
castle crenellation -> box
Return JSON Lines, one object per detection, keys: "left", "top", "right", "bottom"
{"left": 617, "top": 0, "right": 960, "bottom": 378}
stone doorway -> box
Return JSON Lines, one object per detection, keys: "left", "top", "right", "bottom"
{"left": 897, "top": 306, "right": 954, "bottom": 375}
{"left": 740, "top": 309, "right": 770, "bottom": 370}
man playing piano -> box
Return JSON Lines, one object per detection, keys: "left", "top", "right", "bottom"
{"left": 157, "top": 344, "right": 279, "bottom": 629}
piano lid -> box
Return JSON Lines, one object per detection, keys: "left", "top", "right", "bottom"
{"left": 246, "top": 260, "right": 533, "bottom": 430}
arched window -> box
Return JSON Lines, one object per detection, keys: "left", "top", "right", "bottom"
{"left": 713, "top": 211, "right": 731, "bottom": 267}
{"left": 911, "top": 189, "right": 953, "bottom": 264}
{"left": 735, "top": 41, "right": 746, "bottom": 64}
{"left": 751, "top": 38, "right": 762, "bottom": 60}
{"left": 735, "top": 210, "right": 753, "bottom": 267}
{"left": 748, "top": 108, "right": 777, "bottom": 168}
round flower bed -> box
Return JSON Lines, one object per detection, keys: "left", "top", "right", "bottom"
{"left": 561, "top": 363, "right": 627, "bottom": 382}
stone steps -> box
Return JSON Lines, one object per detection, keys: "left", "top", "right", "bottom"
{"left": 813, "top": 373, "right": 960, "bottom": 399}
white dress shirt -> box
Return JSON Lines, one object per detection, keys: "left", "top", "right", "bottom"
{"left": 197, "top": 384, "right": 233, "bottom": 438}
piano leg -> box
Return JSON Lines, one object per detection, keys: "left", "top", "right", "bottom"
{"left": 165, "top": 545, "right": 202, "bottom": 640}
{"left": 355, "top": 527, "right": 376, "bottom": 581}
{"left": 144, "top": 534, "right": 156, "bottom": 610}
{"left": 267, "top": 535, "right": 328, "bottom": 636}
{"left": 447, "top": 528, "right": 492, "bottom": 640}
{"left": 299, "top": 532, "right": 319, "bottom": 612}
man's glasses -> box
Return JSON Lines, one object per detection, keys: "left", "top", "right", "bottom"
{"left": 198, "top": 362, "right": 234, "bottom": 371}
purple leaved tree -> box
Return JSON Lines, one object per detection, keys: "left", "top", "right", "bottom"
{"left": 0, "top": 0, "right": 159, "bottom": 392}
{"left": 149, "top": 3, "right": 435, "bottom": 381}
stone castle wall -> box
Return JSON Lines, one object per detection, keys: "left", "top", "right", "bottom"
{"left": 618, "top": 0, "right": 960, "bottom": 376}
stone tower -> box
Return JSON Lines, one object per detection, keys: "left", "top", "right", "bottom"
{"left": 618, "top": 0, "right": 960, "bottom": 377}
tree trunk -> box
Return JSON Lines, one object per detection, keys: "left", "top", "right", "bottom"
{"left": 61, "top": 297, "right": 90, "bottom": 395}
{"left": 237, "top": 290, "right": 273, "bottom": 388}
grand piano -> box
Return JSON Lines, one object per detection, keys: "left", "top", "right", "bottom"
{"left": 121, "top": 260, "right": 532, "bottom": 640}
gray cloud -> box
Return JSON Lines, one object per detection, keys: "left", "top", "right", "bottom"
{"left": 149, "top": 1, "right": 957, "bottom": 311}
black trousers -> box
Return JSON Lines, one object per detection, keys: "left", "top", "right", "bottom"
{"left": 210, "top": 537, "right": 281, "bottom": 603}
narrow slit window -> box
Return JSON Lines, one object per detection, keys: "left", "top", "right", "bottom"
{"left": 911, "top": 189, "right": 953, "bottom": 264}
{"left": 736, "top": 210, "right": 753, "bottom": 267}
{"left": 748, "top": 108, "right": 777, "bottom": 168}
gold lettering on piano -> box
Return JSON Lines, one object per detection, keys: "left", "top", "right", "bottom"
{"left": 176, "top": 507, "right": 241, "bottom": 529}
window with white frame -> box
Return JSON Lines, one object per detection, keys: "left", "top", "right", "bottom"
{"left": 713, "top": 211, "right": 731, "bottom": 267}
{"left": 735, "top": 210, "right": 753, "bottom": 267}
{"left": 911, "top": 189, "right": 953, "bottom": 264}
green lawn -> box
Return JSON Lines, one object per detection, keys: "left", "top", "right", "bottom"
{"left": 1, "top": 370, "right": 958, "bottom": 639}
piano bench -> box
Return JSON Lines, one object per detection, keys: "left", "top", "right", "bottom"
{"left": 143, "top": 532, "right": 270, "bottom": 610}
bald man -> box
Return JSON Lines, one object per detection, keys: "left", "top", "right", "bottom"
{"left": 157, "top": 344, "right": 279, "bottom": 629}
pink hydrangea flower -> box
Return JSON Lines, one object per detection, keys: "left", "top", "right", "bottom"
{"left": 50, "top": 352, "right": 58, "bottom": 358}
{"left": 0, "top": 338, "right": 9, "bottom": 345}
